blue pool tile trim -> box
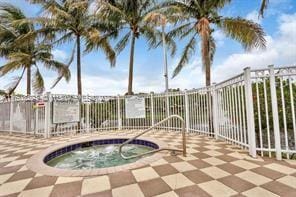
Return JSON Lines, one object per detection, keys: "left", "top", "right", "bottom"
{"left": 44, "top": 138, "right": 159, "bottom": 163}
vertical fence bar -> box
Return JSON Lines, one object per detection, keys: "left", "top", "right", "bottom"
{"left": 212, "top": 84, "right": 219, "bottom": 139}
{"left": 269, "top": 65, "right": 282, "bottom": 160}
{"left": 244, "top": 67, "right": 257, "bottom": 157}
{"left": 184, "top": 90, "right": 190, "bottom": 133}
{"left": 35, "top": 107, "right": 39, "bottom": 135}
{"left": 150, "top": 93, "right": 155, "bottom": 127}
{"left": 44, "top": 92, "right": 51, "bottom": 138}
{"left": 289, "top": 78, "right": 296, "bottom": 150}
{"left": 86, "top": 101, "right": 90, "bottom": 133}
{"left": 9, "top": 96, "right": 13, "bottom": 134}
{"left": 117, "top": 95, "right": 122, "bottom": 130}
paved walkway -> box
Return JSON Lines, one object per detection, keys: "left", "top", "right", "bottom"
{"left": 0, "top": 131, "right": 296, "bottom": 197}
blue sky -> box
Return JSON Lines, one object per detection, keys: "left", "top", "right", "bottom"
{"left": 0, "top": 0, "right": 296, "bottom": 95}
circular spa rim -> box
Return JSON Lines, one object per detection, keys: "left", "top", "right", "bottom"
{"left": 26, "top": 136, "right": 167, "bottom": 177}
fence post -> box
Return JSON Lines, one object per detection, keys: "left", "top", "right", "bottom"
{"left": 212, "top": 84, "right": 219, "bottom": 139}
{"left": 85, "top": 101, "right": 90, "bottom": 133}
{"left": 150, "top": 92, "right": 155, "bottom": 126}
{"left": 243, "top": 67, "right": 257, "bottom": 158}
{"left": 9, "top": 95, "right": 14, "bottom": 134}
{"left": 269, "top": 65, "right": 282, "bottom": 160}
{"left": 166, "top": 93, "right": 170, "bottom": 117}
{"left": 184, "top": 90, "right": 190, "bottom": 133}
{"left": 44, "top": 92, "right": 51, "bottom": 138}
{"left": 117, "top": 95, "right": 122, "bottom": 130}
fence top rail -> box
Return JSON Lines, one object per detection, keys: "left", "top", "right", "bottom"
{"left": 251, "top": 65, "right": 296, "bottom": 73}
{"left": 214, "top": 73, "right": 244, "bottom": 88}
{"left": 251, "top": 66, "right": 296, "bottom": 79}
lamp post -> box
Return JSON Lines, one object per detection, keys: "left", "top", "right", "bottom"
{"left": 161, "top": 18, "right": 169, "bottom": 93}
{"left": 145, "top": 13, "right": 169, "bottom": 93}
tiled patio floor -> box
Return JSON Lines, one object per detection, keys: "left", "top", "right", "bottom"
{"left": 0, "top": 130, "right": 296, "bottom": 197}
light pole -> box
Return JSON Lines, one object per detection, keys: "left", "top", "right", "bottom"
{"left": 145, "top": 13, "right": 169, "bottom": 93}
{"left": 161, "top": 18, "right": 169, "bottom": 93}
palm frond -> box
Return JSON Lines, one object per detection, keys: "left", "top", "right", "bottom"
{"left": 0, "top": 59, "right": 25, "bottom": 76}
{"left": 259, "top": 0, "right": 269, "bottom": 18}
{"left": 167, "top": 22, "right": 195, "bottom": 39}
{"left": 172, "top": 34, "right": 197, "bottom": 78}
{"left": 51, "top": 44, "right": 75, "bottom": 89}
{"left": 114, "top": 32, "right": 130, "bottom": 54}
{"left": 218, "top": 17, "right": 266, "bottom": 50}
{"left": 32, "top": 66, "right": 44, "bottom": 94}
{"left": 5, "top": 67, "right": 26, "bottom": 95}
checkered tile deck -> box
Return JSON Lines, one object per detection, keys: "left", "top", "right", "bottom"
{"left": 0, "top": 130, "right": 296, "bottom": 197}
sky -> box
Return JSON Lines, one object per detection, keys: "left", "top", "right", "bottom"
{"left": 0, "top": 0, "right": 296, "bottom": 96}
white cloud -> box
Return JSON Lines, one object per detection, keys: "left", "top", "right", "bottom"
{"left": 246, "top": 10, "right": 262, "bottom": 24}
{"left": 212, "top": 13, "right": 296, "bottom": 82}
{"left": 52, "top": 49, "right": 68, "bottom": 62}
{"left": 212, "top": 30, "right": 226, "bottom": 46}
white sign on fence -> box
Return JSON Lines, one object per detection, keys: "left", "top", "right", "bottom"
{"left": 125, "top": 96, "right": 146, "bottom": 119}
{"left": 53, "top": 102, "right": 80, "bottom": 124}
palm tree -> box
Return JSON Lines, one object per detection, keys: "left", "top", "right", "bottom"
{"left": 0, "top": 44, "right": 71, "bottom": 95}
{"left": 0, "top": 3, "right": 70, "bottom": 95}
{"left": 259, "top": 0, "right": 269, "bottom": 17}
{"left": 162, "top": 0, "right": 266, "bottom": 86}
{"left": 29, "top": 0, "right": 116, "bottom": 96}
{"left": 97, "top": 0, "right": 176, "bottom": 95}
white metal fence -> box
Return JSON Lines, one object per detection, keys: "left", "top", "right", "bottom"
{"left": 0, "top": 65, "right": 295, "bottom": 160}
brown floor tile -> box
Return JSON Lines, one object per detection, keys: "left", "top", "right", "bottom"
{"left": 0, "top": 193, "right": 19, "bottom": 197}
{"left": 153, "top": 164, "right": 178, "bottom": 176}
{"left": 218, "top": 175, "right": 255, "bottom": 193}
{"left": 5, "top": 152, "right": 24, "bottom": 158}
{"left": 191, "top": 153, "right": 212, "bottom": 159}
{"left": 0, "top": 165, "right": 23, "bottom": 175}
{"left": 175, "top": 185, "right": 210, "bottom": 197}
{"left": 25, "top": 175, "right": 57, "bottom": 190}
{"left": 193, "top": 147, "right": 210, "bottom": 152}
{"left": 7, "top": 170, "right": 36, "bottom": 182}
{"left": 188, "top": 159, "right": 211, "bottom": 169}
{"left": 138, "top": 178, "right": 171, "bottom": 197}
{"left": 82, "top": 190, "right": 112, "bottom": 197}
{"left": 262, "top": 181, "right": 296, "bottom": 197}
{"left": 109, "top": 171, "right": 136, "bottom": 188}
{"left": 16, "top": 154, "right": 33, "bottom": 160}
{"left": 251, "top": 167, "right": 285, "bottom": 180}
{"left": 217, "top": 163, "right": 245, "bottom": 174}
{"left": 249, "top": 157, "right": 274, "bottom": 166}
{"left": 216, "top": 148, "right": 233, "bottom": 154}
{"left": 231, "top": 193, "right": 247, "bottom": 197}
{"left": 183, "top": 170, "right": 213, "bottom": 184}
{"left": 0, "top": 162, "right": 9, "bottom": 168}
{"left": 216, "top": 155, "right": 237, "bottom": 162}
{"left": 163, "top": 156, "right": 183, "bottom": 163}
{"left": 50, "top": 181, "right": 82, "bottom": 197}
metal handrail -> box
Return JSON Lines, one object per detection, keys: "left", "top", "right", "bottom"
{"left": 119, "top": 115, "right": 187, "bottom": 160}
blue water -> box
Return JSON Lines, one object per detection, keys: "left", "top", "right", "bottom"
{"left": 47, "top": 144, "right": 153, "bottom": 169}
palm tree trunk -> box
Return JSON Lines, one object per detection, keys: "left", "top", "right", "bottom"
{"left": 26, "top": 67, "right": 31, "bottom": 95}
{"left": 77, "top": 35, "right": 82, "bottom": 96}
{"left": 26, "top": 67, "right": 31, "bottom": 134}
{"left": 127, "top": 33, "right": 136, "bottom": 95}
{"left": 76, "top": 35, "right": 82, "bottom": 133}
{"left": 206, "top": 65, "right": 211, "bottom": 86}
{"left": 197, "top": 18, "right": 211, "bottom": 87}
